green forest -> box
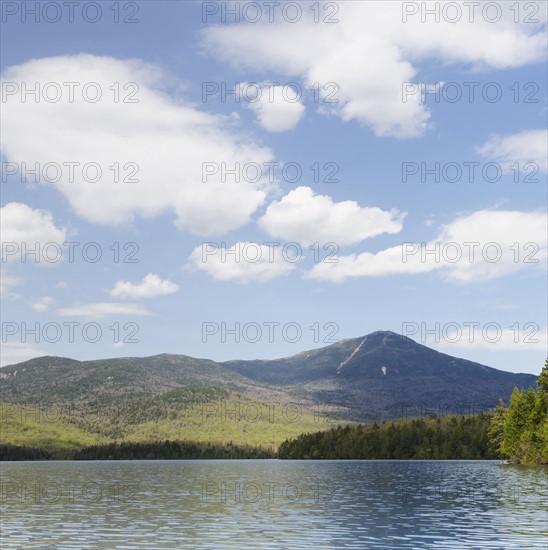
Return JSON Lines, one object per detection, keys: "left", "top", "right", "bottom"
{"left": 278, "top": 413, "right": 496, "bottom": 459}
{"left": 0, "top": 414, "right": 499, "bottom": 461}
{"left": 488, "top": 359, "right": 548, "bottom": 465}
{"left": 3, "top": 362, "right": 546, "bottom": 463}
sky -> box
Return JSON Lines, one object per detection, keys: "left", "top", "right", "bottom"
{"left": 0, "top": 0, "right": 547, "bottom": 375}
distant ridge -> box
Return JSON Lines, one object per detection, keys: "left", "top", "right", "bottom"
{"left": 1, "top": 331, "right": 537, "bottom": 423}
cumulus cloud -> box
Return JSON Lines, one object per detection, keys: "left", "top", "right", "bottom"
{"left": 31, "top": 296, "right": 55, "bottom": 313}
{"left": 186, "top": 242, "right": 296, "bottom": 283}
{"left": 305, "top": 243, "right": 432, "bottom": 283}
{"left": 307, "top": 209, "right": 547, "bottom": 283}
{"left": 57, "top": 302, "right": 153, "bottom": 319}
{"left": 258, "top": 186, "right": 405, "bottom": 246}
{"left": 109, "top": 273, "right": 179, "bottom": 299}
{"left": 435, "top": 210, "right": 547, "bottom": 282}
{"left": 201, "top": 1, "right": 546, "bottom": 138}
{"left": 476, "top": 129, "right": 548, "bottom": 173}
{"left": 1, "top": 203, "right": 66, "bottom": 263}
{"left": 1, "top": 55, "right": 276, "bottom": 235}
{"left": 241, "top": 82, "right": 305, "bottom": 132}
{"left": 433, "top": 325, "right": 548, "bottom": 352}
{"left": 0, "top": 268, "right": 23, "bottom": 298}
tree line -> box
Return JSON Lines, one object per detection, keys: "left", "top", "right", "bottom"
{"left": 0, "top": 444, "right": 52, "bottom": 461}
{"left": 0, "top": 441, "right": 274, "bottom": 461}
{"left": 71, "top": 440, "right": 274, "bottom": 460}
{"left": 278, "top": 413, "right": 496, "bottom": 459}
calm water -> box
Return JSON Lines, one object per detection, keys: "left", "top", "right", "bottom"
{"left": 1, "top": 460, "right": 546, "bottom": 549}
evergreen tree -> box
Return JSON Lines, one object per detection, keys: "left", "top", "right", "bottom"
{"left": 537, "top": 359, "right": 548, "bottom": 393}
{"left": 489, "top": 360, "right": 548, "bottom": 464}
{"left": 501, "top": 387, "right": 530, "bottom": 459}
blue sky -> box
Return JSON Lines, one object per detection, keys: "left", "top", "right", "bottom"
{"left": 1, "top": 1, "right": 546, "bottom": 374}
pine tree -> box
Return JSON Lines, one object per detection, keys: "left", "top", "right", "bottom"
{"left": 487, "top": 398, "right": 508, "bottom": 457}
{"left": 537, "top": 359, "right": 548, "bottom": 393}
{"left": 489, "top": 360, "right": 548, "bottom": 464}
{"left": 501, "top": 387, "right": 530, "bottom": 460}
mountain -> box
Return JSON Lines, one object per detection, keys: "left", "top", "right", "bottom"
{"left": 221, "top": 331, "right": 537, "bottom": 420}
{"left": 0, "top": 331, "right": 538, "bottom": 450}
{"left": 0, "top": 353, "right": 252, "bottom": 403}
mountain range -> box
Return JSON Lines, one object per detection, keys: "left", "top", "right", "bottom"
{"left": 0, "top": 331, "right": 538, "bottom": 450}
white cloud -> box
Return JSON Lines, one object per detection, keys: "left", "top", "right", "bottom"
{"left": 1, "top": 55, "right": 276, "bottom": 236}
{"left": 435, "top": 210, "right": 547, "bottom": 283}
{"left": 305, "top": 243, "right": 433, "bottom": 283}
{"left": 0, "top": 268, "right": 23, "bottom": 298}
{"left": 0, "top": 203, "right": 66, "bottom": 263}
{"left": 258, "top": 186, "right": 405, "bottom": 246}
{"left": 242, "top": 82, "right": 305, "bottom": 132}
{"left": 476, "top": 129, "right": 548, "bottom": 173}
{"left": 109, "top": 273, "right": 179, "bottom": 299}
{"left": 396, "top": 2, "right": 547, "bottom": 69}
{"left": 31, "top": 296, "right": 55, "bottom": 313}
{"left": 186, "top": 242, "right": 296, "bottom": 283}
{"left": 307, "top": 209, "right": 547, "bottom": 283}
{"left": 56, "top": 302, "right": 153, "bottom": 319}
{"left": 430, "top": 326, "right": 548, "bottom": 352}
{"left": 201, "top": 1, "right": 546, "bottom": 138}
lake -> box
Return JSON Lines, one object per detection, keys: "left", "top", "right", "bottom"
{"left": 1, "top": 460, "right": 546, "bottom": 549}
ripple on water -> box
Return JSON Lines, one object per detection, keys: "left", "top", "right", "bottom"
{"left": 1, "top": 460, "right": 547, "bottom": 549}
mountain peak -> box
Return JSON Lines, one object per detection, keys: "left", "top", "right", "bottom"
{"left": 1, "top": 332, "right": 537, "bottom": 423}
{"left": 351, "top": 330, "right": 414, "bottom": 349}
